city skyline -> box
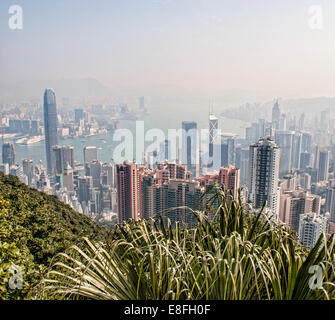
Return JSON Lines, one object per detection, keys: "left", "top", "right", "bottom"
{"left": 3, "top": 1, "right": 335, "bottom": 304}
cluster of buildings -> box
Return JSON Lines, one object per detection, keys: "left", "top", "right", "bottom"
{"left": 1, "top": 89, "right": 335, "bottom": 250}
{"left": 116, "top": 161, "right": 240, "bottom": 227}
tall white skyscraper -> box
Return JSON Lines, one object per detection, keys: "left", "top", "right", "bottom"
{"left": 209, "top": 114, "right": 219, "bottom": 160}
{"left": 248, "top": 137, "right": 280, "bottom": 217}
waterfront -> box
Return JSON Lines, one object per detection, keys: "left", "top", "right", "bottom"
{"left": 0, "top": 109, "right": 245, "bottom": 166}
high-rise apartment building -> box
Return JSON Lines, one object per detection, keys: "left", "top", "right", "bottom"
{"left": 217, "top": 165, "right": 240, "bottom": 199}
{"left": 141, "top": 176, "right": 203, "bottom": 227}
{"left": 116, "top": 162, "right": 142, "bottom": 223}
{"left": 279, "top": 190, "right": 321, "bottom": 232}
{"left": 43, "top": 89, "right": 58, "bottom": 175}
{"left": 299, "top": 212, "right": 327, "bottom": 249}
{"left": 195, "top": 165, "right": 240, "bottom": 197}
{"left": 326, "top": 179, "right": 335, "bottom": 223}
{"left": 248, "top": 137, "right": 280, "bottom": 217}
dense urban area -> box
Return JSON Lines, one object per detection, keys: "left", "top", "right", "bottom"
{"left": 0, "top": 89, "right": 334, "bottom": 250}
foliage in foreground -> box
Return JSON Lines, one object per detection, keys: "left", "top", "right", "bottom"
{"left": 0, "top": 173, "right": 108, "bottom": 299}
{"left": 37, "top": 186, "right": 335, "bottom": 300}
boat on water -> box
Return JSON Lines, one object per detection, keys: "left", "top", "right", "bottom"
{"left": 17, "top": 136, "right": 45, "bottom": 145}
{"left": 16, "top": 137, "right": 27, "bottom": 144}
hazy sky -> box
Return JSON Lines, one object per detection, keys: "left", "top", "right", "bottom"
{"left": 1, "top": 0, "right": 335, "bottom": 98}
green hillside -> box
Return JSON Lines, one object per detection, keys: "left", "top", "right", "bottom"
{"left": 0, "top": 173, "right": 108, "bottom": 299}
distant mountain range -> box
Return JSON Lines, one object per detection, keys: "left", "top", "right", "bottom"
{"left": 1, "top": 78, "right": 335, "bottom": 117}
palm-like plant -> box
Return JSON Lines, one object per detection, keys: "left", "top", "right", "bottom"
{"left": 34, "top": 185, "right": 335, "bottom": 300}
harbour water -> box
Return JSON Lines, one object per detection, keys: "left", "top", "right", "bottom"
{"left": 0, "top": 108, "right": 246, "bottom": 166}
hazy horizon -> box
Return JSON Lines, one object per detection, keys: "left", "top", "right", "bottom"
{"left": 1, "top": 0, "right": 335, "bottom": 102}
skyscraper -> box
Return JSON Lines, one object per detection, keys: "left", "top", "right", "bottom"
{"left": 300, "top": 152, "right": 312, "bottom": 170}
{"left": 74, "top": 109, "right": 85, "bottom": 124}
{"left": 318, "top": 149, "right": 330, "bottom": 182}
{"left": 299, "top": 212, "right": 327, "bottom": 249}
{"left": 159, "top": 139, "right": 171, "bottom": 162}
{"left": 301, "top": 132, "right": 312, "bottom": 153}
{"left": 78, "top": 176, "right": 93, "bottom": 206}
{"left": 85, "top": 160, "right": 102, "bottom": 188}
{"left": 139, "top": 96, "right": 145, "bottom": 110}
{"left": 63, "top": 163, "right": 74, "bottom": 192}
{"left": 2, "top": 142, "right": 16, "bottom": 167}
{"left": 219, "top": 135, "right": 235, "bottom": 168}
{"left": 275, "top": 130, "right": 293, "bottom": 175}
{"left": 326, "top": 179, "right": 335, "bottom": 223}
{"left": 62, "top": 146, "right": 75, "bottom": 170}
{"left": 291, "top": 132, "right": 302, "bottom": 170}
{"left": 22, "top": 159, "right": 34, "bottom": 185}
{"left": 83, "top": 146, "right": 98, "bottom": 164}
{"left": 217, "top": 165, "right": 240, "bottom": 199}
{"left": 10, "top": 164, "right": 27, "bottom": 184}
{"left": 248, "top": 137, "right": 280, "bottom": 217}
{"left": 235, "top": 147, "right": 249, "bottom": 186}
{"left": 43, "top": 88, "right": 58, "bottom": 175}
{"left": 272, "top": 100, "right": 281, "bottom": 129}
{"left": 279, "top": 190, "right": 321, "bottom": 232}
{"left": 52, "top": 145, "right": 75, "bottom": 175}
{"left": 101, "top": 163, "right": 116, "bottom": 188}
{"left": 181, "top": 121, "right": 199, "bottom": 178}
{"left": 52, "top": 145, "right": 63, "bottom": 175}
{"left": 209, "top": 114, "right": 219, "bottom": 163}
{"left": 116, "top": 162, "right": 142, "bottom": 223}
